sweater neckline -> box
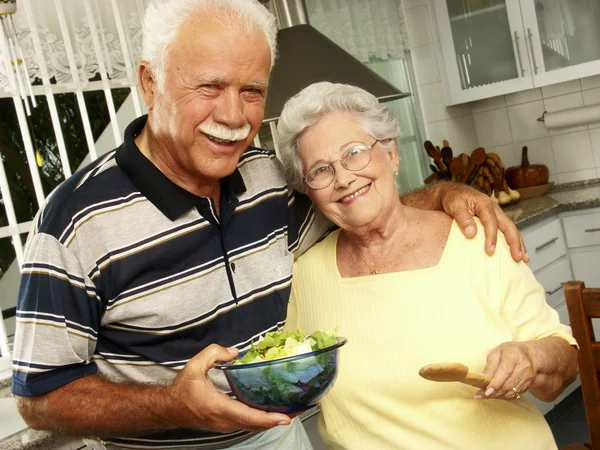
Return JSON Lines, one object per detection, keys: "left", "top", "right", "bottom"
{"left": 330, "top": 220, "right": 458, "bottom": 283}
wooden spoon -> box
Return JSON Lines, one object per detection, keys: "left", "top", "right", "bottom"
{"left": 419, "top": 362, "right": 492, "bottom": 389}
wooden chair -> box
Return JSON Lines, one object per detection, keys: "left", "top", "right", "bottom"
{"left": 564, "top": 281, "right": 600, "bottom": 449}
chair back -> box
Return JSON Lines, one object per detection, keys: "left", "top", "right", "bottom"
{"left": 564, "top": 281, "right": 600, "bottom": 449}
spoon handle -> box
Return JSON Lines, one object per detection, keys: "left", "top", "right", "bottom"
{"left": 461, "top": 372, "right": 492, "bottom": 390}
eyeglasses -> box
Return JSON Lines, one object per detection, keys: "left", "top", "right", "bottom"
{"left": 304, "top": 140, "right": 380, "bottom": 190}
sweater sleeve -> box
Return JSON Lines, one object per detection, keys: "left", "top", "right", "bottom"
{"left": 283, "top": 267, "right": 302, "bottom": 332}
{"left": 495, "top": 232, "right": 577, "bottom": 347}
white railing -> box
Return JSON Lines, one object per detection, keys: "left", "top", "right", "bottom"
{"left": 0, "top": 0, "right": 150, "bottom": 365}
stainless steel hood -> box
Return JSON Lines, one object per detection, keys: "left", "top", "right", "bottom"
{"left": 263, "top": 0, "right": 411, "bottom": 122}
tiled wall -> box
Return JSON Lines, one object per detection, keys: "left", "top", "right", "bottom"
{"left": 405, "top": 0, "right": 600, "bottom": 183}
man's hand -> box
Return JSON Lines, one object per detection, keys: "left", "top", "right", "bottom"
{"left": 168, "top": 344, "right": 291, "bottom": 433}
{"left": 439, "top": 183, "right": 528, "bottom": 262}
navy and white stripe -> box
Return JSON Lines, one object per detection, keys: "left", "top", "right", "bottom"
{"left": 12, "top": 115, "right": 328, "bottom": 448}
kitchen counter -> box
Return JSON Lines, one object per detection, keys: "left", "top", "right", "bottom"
{"left": 504, "top": 179, "right": 600, "bottom": 229}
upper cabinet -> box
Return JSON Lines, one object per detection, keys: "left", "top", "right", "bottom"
{"left": 433, "top": 0, "right": 600, "bottom": 105}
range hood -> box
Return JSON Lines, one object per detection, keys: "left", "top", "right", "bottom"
{"left": 263, "top": 0, "right": 411, "bottom": 122}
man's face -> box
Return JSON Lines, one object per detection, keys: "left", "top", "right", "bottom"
{"left": 148, "top": 14, "right": 271, "bottom": 184}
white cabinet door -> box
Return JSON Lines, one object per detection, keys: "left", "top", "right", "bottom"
{"left": 519, "top": 0, "right": 600, "bottom": 87}
{"left": 570, "top": 249, "right": 600, "bottom": 288}
{"left": 433, "top": 0, "right": 535, "bottom": 104}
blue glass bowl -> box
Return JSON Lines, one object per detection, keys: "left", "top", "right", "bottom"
{"left": 214, "top": 337, "right": 347, "bottom": 413}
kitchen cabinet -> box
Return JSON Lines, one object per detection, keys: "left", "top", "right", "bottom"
{"left": 520, "top": 216, "right": 576, "bottom": 416}
{"left": 432, "top": 0, "right": 600, "bottom": 105}
{"left": 561, "top": 207, "right": 600, "bottom": 339}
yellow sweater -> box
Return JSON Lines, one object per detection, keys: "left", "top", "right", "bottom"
{"left": 288, "top": 220, "right": 576, "bottom": 450}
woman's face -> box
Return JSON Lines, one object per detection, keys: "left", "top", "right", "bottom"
{"left": 299, "top": 112, "right": 400, "bottom": 231}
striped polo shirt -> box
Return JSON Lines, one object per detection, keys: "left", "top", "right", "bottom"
{"left": 12, "top": 115, "right": 329, "bottom": 448}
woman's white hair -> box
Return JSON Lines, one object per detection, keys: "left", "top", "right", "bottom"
{"left": 142, "top": 0, "right": 278, "bottom": 90}
{"left": 277, "top": 82, "right": 401, "bottom": 193}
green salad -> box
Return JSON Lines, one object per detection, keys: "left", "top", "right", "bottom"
{"left": 229, "top": 328, "right": 339, "bottom": 408}
{"left": 234, "top": 328, "right": 338, "bottom": 365}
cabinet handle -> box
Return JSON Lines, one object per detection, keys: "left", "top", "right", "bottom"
{"left": 546, "top": 284, "right": 564, "bottom": 296}
{"left": 535, "top": 237, "right": 558, "bottom": 252}
{"left": 528, "top": 28, "right": 538, "bottom": 74}
{"left": 514, "top": 31, "right": 526, "bottom": 77}
{"left": 584, "top": 228, "right": 600, "bottom": 233}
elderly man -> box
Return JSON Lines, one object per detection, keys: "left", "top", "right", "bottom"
{"left": 12, "top": 0, "right": 526, "bottom": 449}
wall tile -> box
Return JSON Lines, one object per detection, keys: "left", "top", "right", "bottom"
{"left": 403, "top": 0, "right": 428, "bottom": 10}
{"left": 583, "top": 87, "right": 600, "bottom": 106}
{"left": 544, "top": 92, "right": 587, "bottom": 136}
{"left": 419, "top": 83, "right": 447, "bottom": 123}
{"left": 470, "top": 95, "right": 506, "bottom": 114}
{"left": 423, "top": 120, "right": 448, "bottom": 147}
{"left": 474, "top": 108, "right": 512, "bottom": 148}
{"left": 487, "top": 144, "right": 518, "bottom": 169}
{"left": 542, "top": 80, "right": 582, "bottom": 99}
{"left": 505, "top": 88, "right": 542, "bottom": 106}
{"left": 507, "top": 100, "right": 548, "bottom": 142}
{"left": 444, "top": 116, "right": 479, "bottom": 153}
{"left": 590, "top": 128, "right": 600, "bottom": 167}
{"left": 581, "top": 75, "right": 600, "bottom": 91}
{"left": 406, "top": 6, "right": 433, "bottom": 48}
{"left": 544, "top": 92, "right": 584, "bottom": 112}
{"left": 513, "top": 138, "right": 557, "bottom": 174}
{"left": 557, "top": 169, "right": 598, "bottom": 184}
{"left": 549, "top": 174, "right": 558, "bottom": 183}
{"left": 551, "top": 131, "right": 595, "bottom": 172}
{"left": 597, "top": 168, "right": 600, "bottom": 178}
{"left": 412, "top": 44, "right": 440, "bottom": 86}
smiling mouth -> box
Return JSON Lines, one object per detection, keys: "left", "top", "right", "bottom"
{"left": 203, "top": 133, "right": 237, "bottom": 145}
{"left": 338, "top": 183, "right": 371, "bottom": 203}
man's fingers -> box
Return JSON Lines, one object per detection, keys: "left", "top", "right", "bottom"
{"left": 221, "top": 396, "right": 291, "bottom": 429}
{"left": 189, "top": 344, "right": 238, "bottom": 373}
{"left": 473, "top": 200, "right": 499, "bottom": 255}
{"left": 495, "top": 203, "right": 525, "bottom": 262}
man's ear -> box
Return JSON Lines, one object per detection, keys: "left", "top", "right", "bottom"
{"left": 138, "top": 61, "right": 156, "bottom": 111}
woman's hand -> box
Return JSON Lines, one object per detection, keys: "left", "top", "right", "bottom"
{"left": 474, "top": 342, "right": 536, "bottom": 401}
{"left": 475, "top": 338, "right": 578, "bottom": 402}
{"left": 440, "top": 184, "right": 528, "bottom": 263}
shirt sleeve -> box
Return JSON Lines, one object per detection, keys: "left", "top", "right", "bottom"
{"left": 287, "top": 189, "right": 333, "bottom": 259}
{"left": 495, "top": 232, "right": 577, "bottom": 347}
{"left": 11, "top": 232, "right": 102, "bottom": 397}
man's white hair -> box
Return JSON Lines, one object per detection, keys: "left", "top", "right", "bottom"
{"left": 142, "top": 0, "right": 278, "bottom": 90}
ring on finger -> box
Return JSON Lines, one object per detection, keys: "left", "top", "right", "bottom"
{"left": 512, "top": 387, "right": 521, "bottom": 399}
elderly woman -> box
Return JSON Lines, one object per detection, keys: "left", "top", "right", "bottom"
{"left": 277, "top": 82, "right": 578, "bottom": 450}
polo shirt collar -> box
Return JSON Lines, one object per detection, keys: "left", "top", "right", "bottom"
{"left": 116, "top": 115, "right": 247, "bottom": 221}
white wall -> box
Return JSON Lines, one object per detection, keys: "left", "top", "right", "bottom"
{"left": 405, "top": 0, "right": 600, "bottom": 182}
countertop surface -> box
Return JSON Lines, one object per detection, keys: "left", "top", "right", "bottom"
{"left": 504, "top": 179, "right": 600, "bottom": 228}
{"left": 1, "top": 179, "right": 599, "bottom": 450}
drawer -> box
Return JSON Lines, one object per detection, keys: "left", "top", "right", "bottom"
{"left": 534, "top": 257, "right": 571, "bottom": 309}
{"left": 522, "top": 219, "right": 566, "bottom": 272}
{"left": 562, "top": 212, "right": 600, "bottom": 248}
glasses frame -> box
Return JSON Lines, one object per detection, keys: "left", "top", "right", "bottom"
{"left": 303, "top": 139, "right": 380, "bottom": 190}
